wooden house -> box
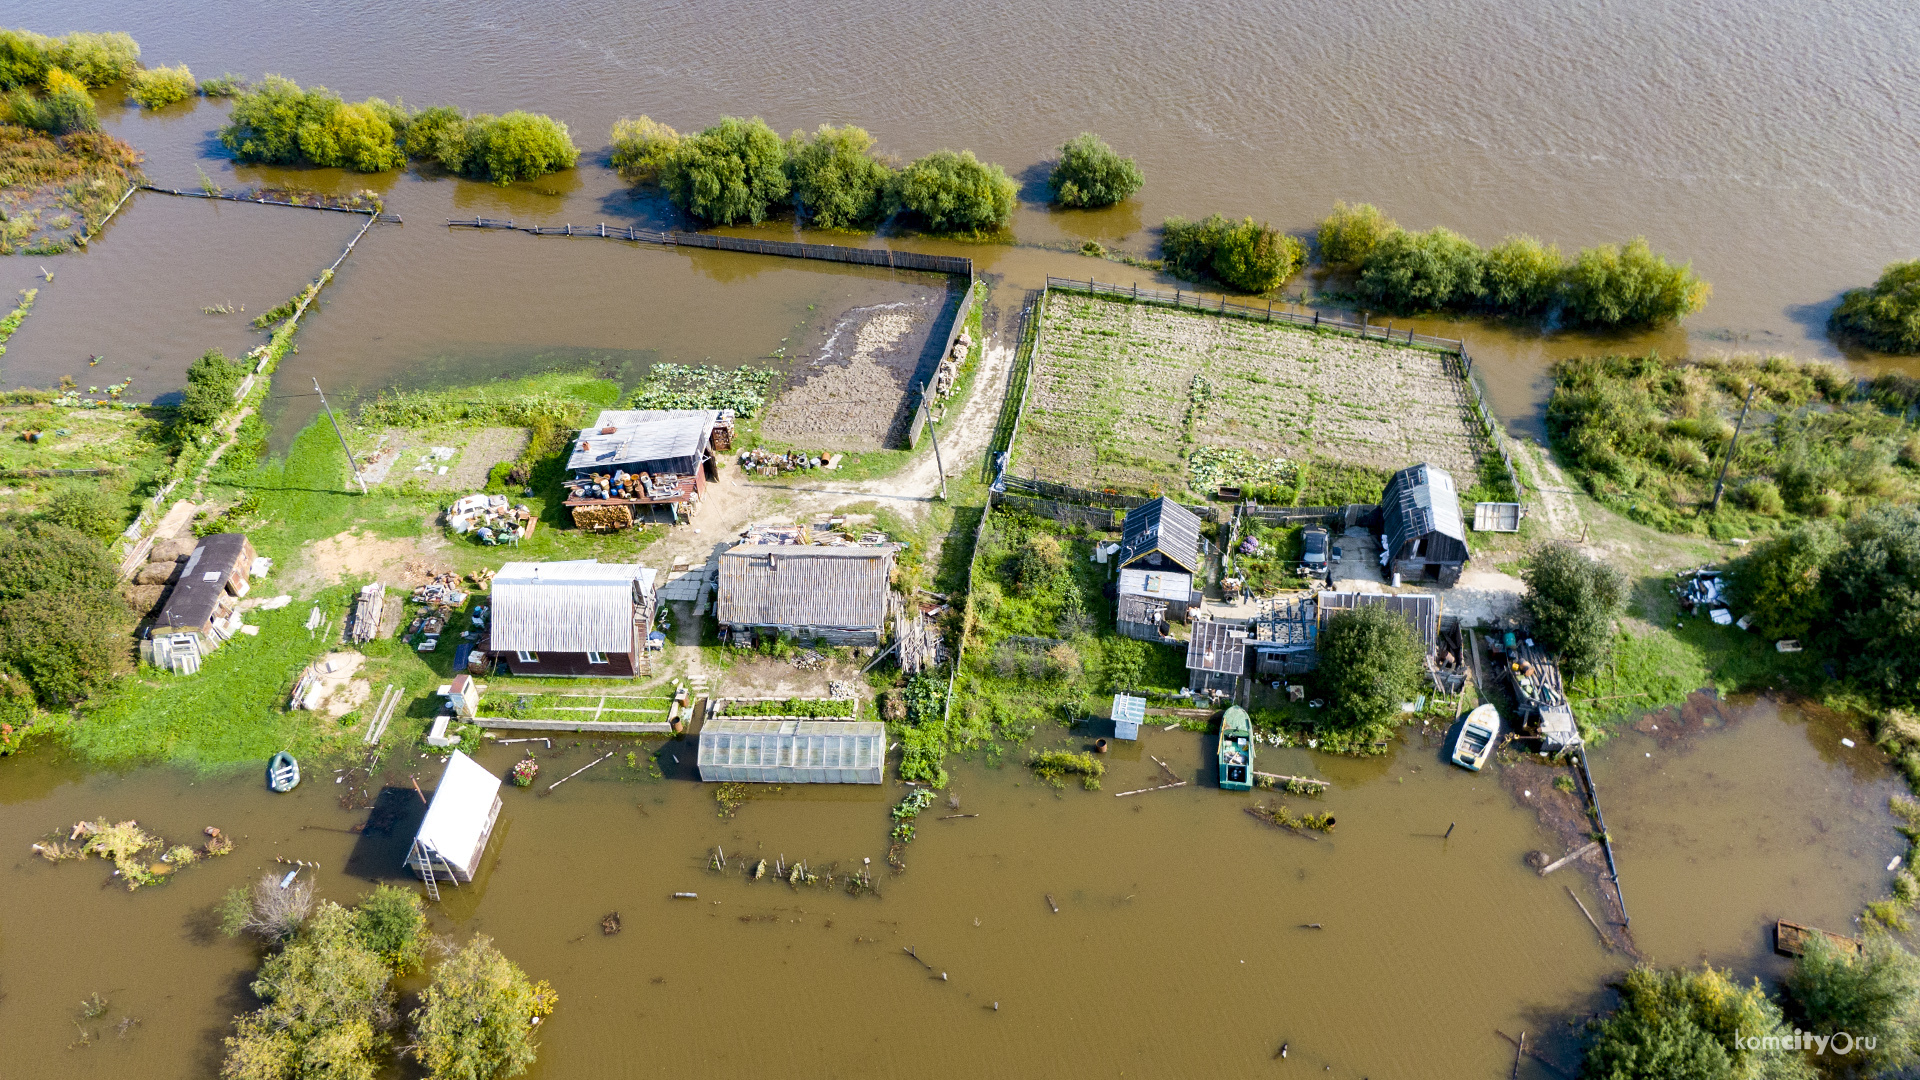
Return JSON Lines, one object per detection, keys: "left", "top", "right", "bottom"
{"left": 1186, "top": 617, "right": 1249, "bottom": 695}
{"left": 486, "top": 560, "right": 657, "bottom": 678}
{"left": 716, "top": 545, "right": 895, "bottom": 646}
{"left": 1115, "top": 497, "right": 1203, "bottom": 641}
{"left": 406, "top": 750, "right": 502, "bottom": 886}
{"left": 562, "top": 409, "right": 733, "bottom": 530}
{"left": 696, "top": 719, "right": 887, "bottom": 784}
{"left": 1379, "top": 464, "right": 1470, "bottom": 585}
{"left": 146, "top": 533, "right": 258, "bottom": 664}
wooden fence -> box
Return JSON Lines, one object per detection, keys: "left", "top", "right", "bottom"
{"left": 906, "top": 276, "right": 980, "bottom": 448}
{"left": 447, "top": 218, "right": 974, "bottom": 276}
{"left": 1045, "top": 277, "right": 1465, "bottom": 354}
{"left": 996, "top": 474, "right": 1223, "bottom": 522}
{"left": 142, "top": 185, "right": 402, "bottom": 223}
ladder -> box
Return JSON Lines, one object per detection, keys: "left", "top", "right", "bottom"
{"left": 409, "top": 840, "right": 461, "bottom": 902}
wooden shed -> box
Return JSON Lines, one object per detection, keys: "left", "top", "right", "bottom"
{"left": 1186, "top": 618, "right": 1249, "bottom": 695}
{"left": 406, "top": 750, "right": 503, "bottom": 886}
{"left": 147, "top": 533, "right": 258, "bottom": 660}
{"left": 1115, "top": 497, "right": 1203, "bottom": 639}
{"left": 696, "top": 719, "right": 887, "bottom": 784}
{"left": 716, "top": 545, "right": 895, "bottom": 646}
{"left": 1380, "top": 464, "right": 1470, "bottom": 585}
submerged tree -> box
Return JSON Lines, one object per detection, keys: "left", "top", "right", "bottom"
{"left": 1521, "top": 542, "right": 1626, "bottom": 683}
{"left": 1580, "top": 965, "right": 1813, "bottom": 1080}
{"left": 1830, "top": 259, "right": 1920, "bottom": 355}
{"left": 222, "top": 902, "right": 397, "bottom": 1080}
{"left": 410, "top": 936, "right": 557, "bottom": 1080}
{"left": 608, "top": 114, "right": 681, "bottom": 185}
{"left": 1048, "top": 132, "right": 1143, "bottom": 208}
{"left": 1315, "top": 201, "right": 1398, "bottom": 267}
{"left": 1560, "top": 237, "right": 1710, "bottom": 329}
{"left": 1355, "top": 226, "right": 1486, "bottom": 313}
{"left": 1314, "top": 602, "right": 1425, "bottom": 732}
{"left": 786, "top": 123, "right": 894, "bottom": 228}
{"left": 660, "top": 116, "right": 790, "bottom": 225}
{"left": 893, "top": 149, "right": 1017, "bottom": 233}
{"left": 1162, "top": 214, "right": 1304, "bottom": 294}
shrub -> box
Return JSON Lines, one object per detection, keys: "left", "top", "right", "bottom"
{"left": 1830, "top": 259, "right": 1920, "bottom": 354}
{"left": 0, "top": 29, "right": 51, "bottom": 90}
{"left": 1580, "top": 965, "right": 1813, "bottom": 1080}
{"left": 1316, "top": 201, "right": 1397, "bottom": 266}
{"left": 1736, "top": 478, "right": 1784, "bottom": 516}
{"left": 44, "top": 485, "right": 124, "bottom": 541}
{"left": 1730, "top": 521, "right": 1841, "bottom": 640}
{"left": 1103, "top": 636, "right": 1148, "bottom": 694}
{"left": 1827, "top": 506, "right": 1920, "bottom": 701}
{"left": 0, "top": 585, "right": 128, "bottom": 705}
{"left": 7, "top": 67, "right": 99, "bottom": 134}
{"left": 893, "top": 149, "right": 1016, "bottom": 233}
{"left": 198, "top": 72, "right": 245, "bottom": 97}
{"left": 410, "top": 936, "right": 555, "bottom": 1080}
{"left": 1315, "top": 602, "right": 1426, "bottom": 732}
{"left": 181, "top": 348, "right": 246, "bottom": 425}
{"left": 1011, "top": 533, "right": 1066, "bottom": 590}
{"left": 1521, "top": 543, "right": 1626, "bottom": 683}
{"left": 127, "top": 63, "right": 195, "bottom": 108}
{"left": 660, "top": 115, "right": 789, "bottom": 225}
{"left": 0, "top": 523, "right": 116, "bottom": 600}
{"left": 1162, "top": 214, "right": 1304, "bottom": 294}
{"left": 1355, "top": 226, "right": 1485, "bottom": 313}
{"left": 1561, "top": 237, "right": 1710, "bottom": 329}
{"left": 221, "top": 871, "right": 317, "bottom": 943}
{"left": 1783, "top": 932, "right": 1920, "bottom": 1074}
{"left": 608, "top": 114, "right": 680, "bottom": 184}
{"left": 49, "top": 32, "right": 139, "bottom": 87}
{"left": 1048, "top": 132, "right": 1143, "bottom": 208}
{"left": 1480, "top": 234, "right": 1565, "bottom": 317}
{"left": 435, "top": 111, "right": 578, "bottom": 186}
{"left": 786, "top": 123, "right": 893, "bottom": 228}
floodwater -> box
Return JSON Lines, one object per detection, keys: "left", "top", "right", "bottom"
{"left": 0, "top": 697, "right": 1901, "bottom": 1079}
{"left": 5, "top": 0, "right": 1918, "bottom": 430}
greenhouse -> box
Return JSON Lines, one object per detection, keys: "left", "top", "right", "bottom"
{"left": 696, "top": 719, "right": 887, "bottom": 784}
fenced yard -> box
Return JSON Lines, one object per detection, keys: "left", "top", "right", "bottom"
{"left": 1010, "top": 290, "right": 1490, "bottom": 499}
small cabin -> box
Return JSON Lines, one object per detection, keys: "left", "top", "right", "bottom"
{"left": 716, "top": 545, "right": 895, "bottom": 647}
{"left": 146, "top": 533, "right": 258, "bottom": 665}
{"left": 1110, "top": 693, "right": 1146, "bottom": 740}
{"left": 696, "top": 719, "right": 887, "bottom": 784}
{"left": 1186, "top": 618, "right": 1249, "bottom": 696}
{"left": 562, "top": 409, "right": 733, "bottom": 529}
{"left": 1380, "top": 464, "right": 1470, "bottom": 586}
{"left": 406, "top": 750, "right": 503, "bottom": 884}
{"left": 1115, "top": 497, "right": 1203, "bottom": 641}
{"left": 487, "top": 560, "right": 657, "bottom": 678}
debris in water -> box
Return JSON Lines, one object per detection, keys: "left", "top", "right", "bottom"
{"left": 601, "top": 911, "right": 623, "bottom": 935}
{"left": 753, "top": 859, "right": 767, "bottom": 880}
{"left": 672, "top": 892, "right": 698, "bottom": 899}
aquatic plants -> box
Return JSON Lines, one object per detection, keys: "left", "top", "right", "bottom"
{"left": 409, "top": 935, "right": 557, "bottom": 1080}
{"left": 127, "top": 63, "right": 195, "bottom": 108}
{"left": 626, "top": 363, "right": 774, "bottom": 416}
{"left": 42, "top": 818, "right": 232, "bottom": 890}
{"left": 1246, "top": 802, "right": 1334, "bottom": 831}
{"left": 893, "top": 149, "right": 1017, "bottom": 234}
{"left": 890, "top": 787, "right": 936, "bottom": 841}
{"left": 1831, "top": 259, "right": 1920, "bottom": 354}
{"left": 1522, "top": 542, "right": 1628, "bottom": 682}
{"left": 659, "top": 115, "right": 791, "bottom": 225}
{"left": 5, "top": 67, "right": 100, "bottom": 135}
{"left": 1027, "top": 749, "right": 1104, "bottom": 790}
{"left": 0, "top": 286, "right": 32, "bottom": 348}
{"left": 786, "top": 123, "right": 894, "bottom": 228}
{"left": 1161, "top": 214, "right": 1304, "bottom": 294}
{"left": 1048, "top": 132, "right": 1143, "bottom": 209}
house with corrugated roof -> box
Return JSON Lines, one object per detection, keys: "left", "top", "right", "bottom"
{"left": 484, "top": 560, "right": 657, "bottom": 677}
{"left": 1379, "top": 463, "right": 1469, "bottom": 585}
{"left": 146, "top": 533, "right": 258, "bottom": 669}
{"left": 562, "top": 409, "right": 733, "bottom": 530}
{"left": 716, "top": 545, "right": 895, "bottom": 646}
{"left": 1115, "top": 497, "right": 1204, "bottom": 641}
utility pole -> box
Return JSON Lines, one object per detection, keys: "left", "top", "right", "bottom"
{"left": 919, "top": 381, "right": 948, "bottom": 501}
{"left": 1708, "top": 384, "right": 1756, "bottom": 514}
{"left": 314, "top": 377, "right": 367, "bottom": 495}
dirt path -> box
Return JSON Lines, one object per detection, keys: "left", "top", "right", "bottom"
{"left": 1514, "top": 437, "right": 1585, "bottom": 540}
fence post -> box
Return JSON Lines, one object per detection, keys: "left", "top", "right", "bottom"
{"left": 1133, "top": 282, "right": 1138, "bottom": 299}
{"left": 1313, "top": 311, "right": 1319, "bottom": 328}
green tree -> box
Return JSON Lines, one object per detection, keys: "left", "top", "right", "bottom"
{"left": 1581, "top": 965, "right": 1813, "bottom": 1080}
{"left": 298, "top": 98, "right": 405, "bottom": 172}
{"left": 127, "top": 63, "right": 196, "bottom": 108}
{"left": 49, "top": 32, "right": 139, "bottom": 87}
{"left": 352, "top": 884, "right": 428, "bottom": 973}
{"left": 443, "top": 111, "right": 579, "bottom": 186}
{"left": 0, "top": 587, "right": 127, "bottom": 706}
{"left": 609, "top": 115, "right": 681, "bottom": 184}
{"left": 1162, "top": 214, "right": 1304, "bottom": 294}
{"left": 1521, "top": 542, "right": 1627, "bottom": 682}
{"left": 1314, "top": 602, "right": 1426, "bottom": 732}
{"left": 221, "top": 75, "right": 344, "bottom": 165}
{"left": 1481, "top": 234, "right": 1566, "bottom": 317}
{"left": 1729, "top": 521, "right": 1841, "bottom": 641}
{"left": 1316, "top": 201, "right": 1398, "bottom": 266}
{"left": 0, "top": 523, "right": 116, "bottom": 600}
{"left": 893, "top": 149, "right": 1017, "bottom": 233}
{"left": 1102, "top": 637, "right": 1148, "bottom": 694}
{"left": 43, "top": 485, "right": 124, "bottom": 541}
{"left": 1826, "top": 505, "right": 1920, "bottom": 702}
{"left": 402, "top": 104, "right": 464, "bottom": 159}
{"left": 0, "top": 29, "right": 51, "bottom": 90}
{"left": 1830, "top": 259, "right": 1920, "bottom": 354}
{"left": 786, "top": 123, "right": 893, "bottom": 228}
{"left": 660, "top": 116, "right": 790, "bottom": 225}
{"left": 1356, "top": 226, "right": 1486, "bottom": 313}
{"left": 181, "top": 348, "right": 246, "bottom": 426}
{"left": 410, "top": 936, "right": 556, "bottom": 1080}
{"left": 222, "top": 902, "right": 395, "bottom": 1080}
{"left": 1048, "top": 132, "right": 1143, "bottom": 208}
{"left": 1784, "top": 932, "right": 1920, "bottom": 1075}
{"left": 1561, "top": 237, "right": 1710, "bottom": 329}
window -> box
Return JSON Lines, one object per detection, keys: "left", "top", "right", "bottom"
{"left": 516, "top": 650, "right": 538, "bottom": 663}
{"left": 587, "top": 651, "right": 606, "bottom": 665}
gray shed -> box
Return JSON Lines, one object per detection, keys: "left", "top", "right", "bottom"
{"left": 1111, "top": 693, "right": 1146, "bottom": 740}
{"left": 1380, "top": 464, "right": 1470, "bottom": 585}
{"left": 716, "top": 545, "right": 895, "bottom": 646}
{"left": 696, "top": 719, "right": 887, "bottom": 784}
{"left": 1186, "top": 618, "right": 1249, "bottom": 695}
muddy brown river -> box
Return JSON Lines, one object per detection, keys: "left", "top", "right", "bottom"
{"left": 2, "top": 0, "right": 1917, "bottom": 1074}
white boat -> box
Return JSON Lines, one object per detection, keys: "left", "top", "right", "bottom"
{"left": 1452, "top": 703, "right": 1500, "bottom": 771}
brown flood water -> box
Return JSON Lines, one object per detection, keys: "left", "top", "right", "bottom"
{"left": 0, "top": 698, "right": 1901, "bottom": 1079}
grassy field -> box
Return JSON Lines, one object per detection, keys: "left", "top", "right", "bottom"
{"left": 0, "top": 397, "right": 174, "bottom": 520}
{"left": 1013, "top": 291, "right": 1489, "bottom": 500}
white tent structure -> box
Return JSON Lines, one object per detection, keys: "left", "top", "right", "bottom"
{"left": 697, "top": 719, "right": 886, "bottom": 784}
{"left": 406, "top": 750, "right": 503, "bottom": 897}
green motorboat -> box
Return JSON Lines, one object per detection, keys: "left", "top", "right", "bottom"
{"left": 1218, "top": 706, "right": 1253, "bottom": 790}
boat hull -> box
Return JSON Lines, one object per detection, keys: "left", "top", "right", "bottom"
{"left": 1451, "top": 704, "right": 1500, "bottom": 772}
{"left": 268, "top": 752, "right": 301, "bottom": 792}
{"left": 1218, "top": 706, "right": 1253, "bottom": 791}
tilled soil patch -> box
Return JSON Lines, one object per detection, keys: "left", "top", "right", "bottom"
{"left": 759, "top": 294, "right": 948, "bottom": 450}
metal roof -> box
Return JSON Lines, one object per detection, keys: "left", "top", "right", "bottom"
{"left": 152, "top": 533, "right": 253, "bottom": 633}
{"left": 565, "top": 410, "right": 718, "bottom": 473}
{"left": 1315, "top": 591, "right": 1439, "bottom": 652}
{"left": 1381, "top": 463, "right": 1469, "bottom": 563}
{"left": 1186, "top": 619, "right": 1249, "bottom": 675}
{"left": 1118, "top": 497, "right": 1202, "bottom": 575}
{"left": 716, "top": 546, "right": 894, "bottom": 631}
{"left": 490, "top": 561, "right": 655, "bottom": 653}
{"left": 414, "top": 750, "right": 501, "bottom": 869}
{"left": 696, "top": 719, "right": 886, "bottom": 784}
{"left": 1111, "top": 694, "right": 1147, "bottom": 726}
{"left": 1118, "top": 567, "right": 1192, "bottom": 602}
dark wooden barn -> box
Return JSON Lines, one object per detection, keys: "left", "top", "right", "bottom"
{"left": 1379, "top": 463, "right": 1470, "bottom": 586}
{"left": 1115, "top": 497, "right": 1203, "bottom": 641}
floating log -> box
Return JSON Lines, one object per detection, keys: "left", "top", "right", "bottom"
{"left": 671, "top": 892, "right": 698, "bottom": 900}
{"left": 545, "top": 752, "right": 613, "bottom": 793}
{"left": 1539, "top": 841, "right": 1601, "bottom": 877}
{"left": 1567, "top": 886, "right": 1607, "bottom": 944}
{"left": 1149, "top": 754, "right": 1182, "bottom": 784}
{"left": 1252, "top": 770, "right": 1330, "bottom": 790}
{"left": 939, "top": 814, "right": 979, "bottom": 820}
{"left": 1045, "top": 894, "right": 1058, "bottom": 913}
{"left": 1113, "top": 781, "right": 1187, "bottom": 797}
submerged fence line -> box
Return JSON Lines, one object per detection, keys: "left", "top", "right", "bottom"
{"left": 445, "top": 217, "right": 973, "bottom": 277}
{"left": 140, "top": 185, "right": 403, "bottom": 223}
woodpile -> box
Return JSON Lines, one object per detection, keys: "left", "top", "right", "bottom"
{"left": 571, "top": 502, "right": 633, "bottom": 532}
